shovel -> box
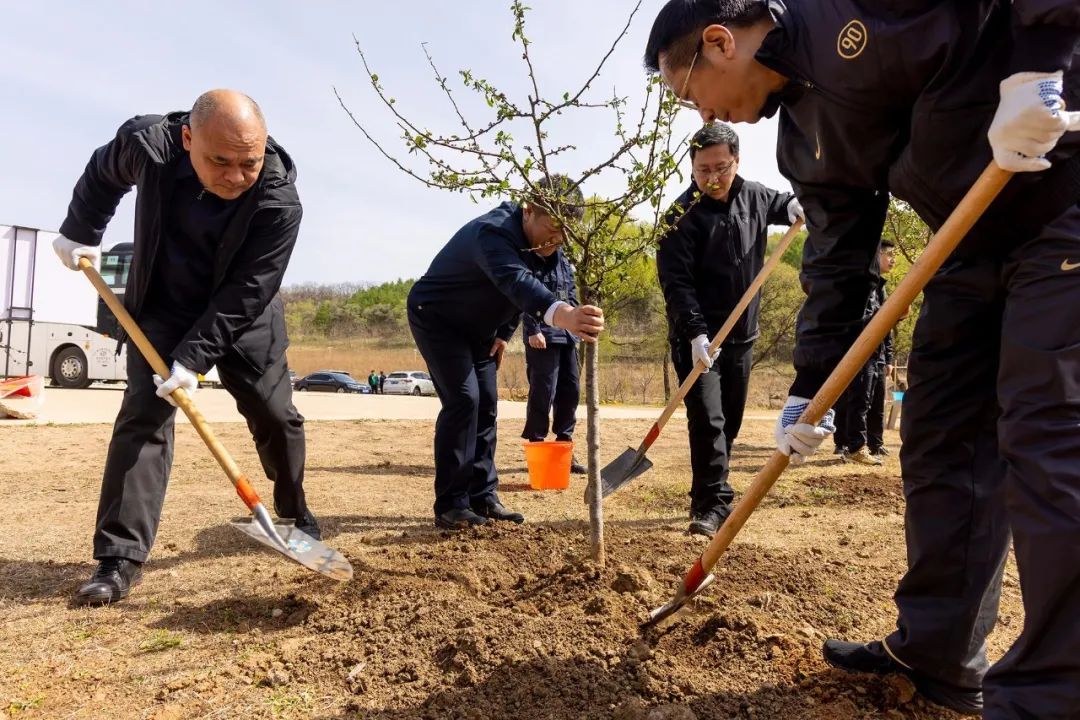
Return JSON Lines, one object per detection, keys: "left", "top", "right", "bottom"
{"left": 600, "top": 219, "right": 804, "bottom": 498}
{"left": 644, "top": 164, "right": 1012, "bottom": 627}
{"left": 78, "top": 258, "right": 353, "bottom": 581}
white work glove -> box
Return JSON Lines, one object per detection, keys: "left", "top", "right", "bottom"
{"left": 786, "top": 197, "right": 804, "bottom": 224}
{"left": 774, "top": 395, "right": 836, "bottom": 465}
{"left": 690, "top": 334, "right": 720, "bottom": 372}
{"left": 52, "top": 234, "right": 101, "bottom": 271}
{"left": 153, "top": 361, "right": 199, "bottom": 407}
{"left": 988, "top": 71, "right": 1080, "bottom": 172}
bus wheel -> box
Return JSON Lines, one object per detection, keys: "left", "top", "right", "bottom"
{"left": 53, "top": 346, "right": 91, "bottom": 389}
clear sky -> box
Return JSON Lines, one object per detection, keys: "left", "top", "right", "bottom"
{"left": 1, "top": 1, "right": 788, "bottom": 286}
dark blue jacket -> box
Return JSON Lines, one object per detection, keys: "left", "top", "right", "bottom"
{"left": 522, "top": 248, "right": 578, "bottom": 345}
{"left": 408, "top": 202, "right": 557, "bottom": 342}
{"left": 754, "top": 0, "right": 1080, "bottom": 397}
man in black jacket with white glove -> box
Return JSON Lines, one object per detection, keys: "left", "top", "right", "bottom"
{"left": 520, "top": 247, "right": 586, "bottom": 475}
{"left": 53, "top": 90, "right": 316, "bottom": 606}
{"left": 646, "top": 1, "right": 1079, "bottom": 716}
{"left": 409, "top": 175, "right": 604, "bottom": 530}
{"left": 657, "top": 122, "right": 801, "bottom": 537}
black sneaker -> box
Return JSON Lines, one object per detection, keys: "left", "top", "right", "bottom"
{"left": 822, "top": 639, "right": 983, "bottom": 716}
{"left": 73, "top": 557, "right": 143, "bottom": 607}
{"left": 688, "top": 506, "right": 729, "bottom": 538}
{"left": 435, "top": 507, "right": 489, "bottom": 530}
{"left": 471, "top": 500, "right": 525, "bottom": 524}
{"left": 570, "top": 457, "right": 587, "bottom": 475}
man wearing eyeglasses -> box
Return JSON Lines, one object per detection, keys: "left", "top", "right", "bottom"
{"left": 646, "top": 1, "right": 1079, "bottom": 717}
{"left": 657, "top": 122, "right": 802, "bottom": 538}
{"left": 407, "top": 175, "right": 605, "bottom": 530}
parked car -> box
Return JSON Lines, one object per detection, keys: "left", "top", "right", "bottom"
{"left": 382, "top": 370, "right": 436, "bottom": 396}
{"left": 288, "top": 369, "right": 298, "bottom": 386}
{"left": 294, "top": 371, "right": 370, "bottom": 394}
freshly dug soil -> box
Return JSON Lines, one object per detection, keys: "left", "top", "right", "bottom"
{"left": 0, "top": 417, "right": 1020, "bottom": 719}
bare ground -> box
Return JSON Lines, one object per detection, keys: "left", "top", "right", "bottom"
{"left": 0, "top": 415, "right": 1020, "bottom": 719}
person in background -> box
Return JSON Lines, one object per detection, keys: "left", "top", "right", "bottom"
{"left": 521, "top": 244, "right": 586, "bottom": 475}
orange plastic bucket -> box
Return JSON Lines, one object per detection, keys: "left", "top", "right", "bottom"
{"left": 523, "top": 441, "right": 573, "bottom": 490}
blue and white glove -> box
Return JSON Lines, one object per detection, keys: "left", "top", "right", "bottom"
{"left": 774, "top": 395, "right": 835, "bottom": 465}
{"left": 988, "top": 71, "right": 1080, "bottom": 173}
{"left": 690, "top": 334, "right": 720, "bottom": 373}
{"left": 786, "top": 197, "right": 804, "bottom": 224}
{"left": 153, "top": 361, "right": 199, "bottom": 407}
{"left": 52, "top": 234, "right": 101, "bottom": 271}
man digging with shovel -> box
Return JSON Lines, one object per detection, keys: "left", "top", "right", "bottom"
{"left": 657, "top": 122, "right": 802, "bottom": 537}
{"left": 646, "top": 0, "right": 1079, "bottom": 717}
{"left": 53, "top": 90, "right": 320, "bottom": 606}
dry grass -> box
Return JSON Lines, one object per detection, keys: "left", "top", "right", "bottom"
{"left": 287, "top": 339, "right": 795, "bottom": 407}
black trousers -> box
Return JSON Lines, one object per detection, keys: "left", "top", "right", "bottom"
{"left": 883, "top": 205, "right": 1080, "bottom": 719}
{"left": 522, "top": 342, "right": 579, "bottom": 442}
{"left": 670, "top": 338, "right": 753, "bottom": 514}
{"left": 834, "top": 359, "right": 875, "bottom": 452}
{"left": 408, "top": 307, "right": 500, "bottom": 516}
{"left": 867, "top": 362, "right": 887, "bottom": 452}
{"left": 94, "top": 320, "right": 307, "bottom": 563}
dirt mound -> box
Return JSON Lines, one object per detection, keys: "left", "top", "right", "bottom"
{"left": 226, "top": 524, "right": 959, "bottom": 719}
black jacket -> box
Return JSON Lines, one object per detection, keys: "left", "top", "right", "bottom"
{"left": 60, "top": 112, "right": 301, "bottom": 375}
{"left": 656, "top": 177, "right": 793, "bottom": 344}
{"left": 521, "top": 248, "right": 578, "bottom": 345}
{"left": 408, "top": 202, "right": 557, "bottom": 343}
{"left": 870, "top": 282, "right": 893, "bottom": 366}
{"left": 754, "top": 0, "right": 1080, "bottom": 397}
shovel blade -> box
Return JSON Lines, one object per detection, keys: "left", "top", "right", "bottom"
{"left": 642, "top": 573, "right": 716, "bottom": 629}
{"left": 600, "top": 448, "right": 654, "bottom": 498}
{"left": 231, "top": 518, "right": 353, "bottom": 581}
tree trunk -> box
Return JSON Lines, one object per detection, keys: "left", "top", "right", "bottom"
{"left": 584, "top": 339, "right": 605, "bottom": 565}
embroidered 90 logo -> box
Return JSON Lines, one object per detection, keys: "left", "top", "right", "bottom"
{"left": 837, "top": 19, "right": 868, "bottom": 60}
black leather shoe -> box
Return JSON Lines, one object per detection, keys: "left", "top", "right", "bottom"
{"left": 294, "top": 510, "right": 322, "bottom": 541}
{"left": 472, "top": 500, "right": 525, "bottom": 524}
{"left": 435, "top": 508, "right": 489, "bottom": 530}
{"left": 73, "top": 557, "right": 143, "bottom": 607}
{"left": 822, "top": 640, "right": 983, "bottom": 716}
{"left": 688, "top": 506, "right": 730, "bottom": 538}
{"left": 570, "top": 457, "right": 587, "bottom": 475}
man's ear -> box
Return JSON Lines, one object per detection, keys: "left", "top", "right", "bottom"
{"left": 702, "top": 23, "right": 737, "bottom": 59}
{"left": 181, "top": 125, "right": 193, "bottom": 151}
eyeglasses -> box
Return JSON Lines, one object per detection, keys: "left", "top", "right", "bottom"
{"left": 674, "top": 41, "right": 703, "bottom": 110}
{"left": 694, "top": 160, "right": 737, "bottom": 177}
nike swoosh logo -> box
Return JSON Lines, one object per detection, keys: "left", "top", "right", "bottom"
{"left": 1063, "top": 259, "right": 1080, "bottom": 272}
{"left": 814, "top": 132, "right": 822, "bottom": 161}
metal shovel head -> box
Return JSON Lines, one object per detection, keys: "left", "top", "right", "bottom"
{"left": 231, "top": 517, "right": 354, "bottom": 581}
{"left": 600, "top": 448, "right": 654, "bottom": 498}
{"left": 642, "top": 573, "right": 716, "bottom": 629}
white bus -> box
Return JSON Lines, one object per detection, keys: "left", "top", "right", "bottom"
{"left": 1, "top": 224, "right": 132, "bottom": 388}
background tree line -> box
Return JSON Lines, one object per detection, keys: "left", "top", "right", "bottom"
{"left": 282, "top": 197, "right": 930, "bottom": 373}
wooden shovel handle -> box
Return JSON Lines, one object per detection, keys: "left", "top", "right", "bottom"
{"left": 77, "top": 258, "right": 262, "bottom": 510}
{"left": 695, "top": 164, "right": 1012, "bottom": 580}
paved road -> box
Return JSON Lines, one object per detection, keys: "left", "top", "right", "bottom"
{"left": 1, "top": 385, "right": 780, "bottom": 426}
{"left": 0, "top": 386, "right": 657, "bottom": 425}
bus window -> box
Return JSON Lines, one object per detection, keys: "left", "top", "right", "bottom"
{"left": 99, "top": 250, "right": 132, "bottom": 290}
